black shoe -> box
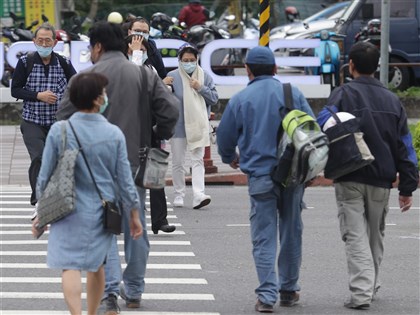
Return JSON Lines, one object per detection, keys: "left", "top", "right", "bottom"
{"left": 102, "top": 294, "right": 120, "bottom": 315}
{"left": 152, "top": 224, "right": 176, "bottom": 234}
{"left": 119, "top": 283, "right": 141, "bottom": 308}
{"left": 255, "top": 299, "right": 274, "bottom": 313}
{"left": 280, "top": 291, "right": 299, "bottom": 307}
{"left": 344, "top": 301, "right": 370, "bottom": 310}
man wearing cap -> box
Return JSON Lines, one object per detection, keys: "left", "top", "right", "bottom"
{"left": 217, "top": 46, "right": 313, "bottom": 313}
{"left": 178, "top": 0, "right": 209, "bottom": 28}
{"left": 166, "top": 43, "right": 218, "bottom": 209}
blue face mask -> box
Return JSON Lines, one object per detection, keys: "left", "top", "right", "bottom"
{"left": 132, "top": 31, "right": 149, "bottom": 40}
{"left": 99, "top": 94, "right": 109, "bottom": 114}
{"left": 181, "top": 62, "right": 197, "bottom": 74}
{"left": 35, "top": 45, "right": 53, "bottom": 58}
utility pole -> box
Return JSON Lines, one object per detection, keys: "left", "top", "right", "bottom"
{"left": 259, "top": 0, "right": 270, "bottom": 46}
{"left": 380, "top": 0, "right": 390, "bottom": 86}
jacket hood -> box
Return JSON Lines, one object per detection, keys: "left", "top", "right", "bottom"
{"left": 189, "top": 3, "right": 203, "bottom": 12}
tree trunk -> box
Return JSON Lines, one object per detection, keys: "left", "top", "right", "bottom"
{"left": 87, "top": 0, "right": 99, "bottom": 21}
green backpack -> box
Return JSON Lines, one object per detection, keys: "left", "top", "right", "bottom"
{"left": 271, "top": 84, "right": 329, "bottom": 187}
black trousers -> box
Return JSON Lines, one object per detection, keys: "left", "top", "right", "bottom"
{"left": 20, "top": 120, "right": 50, "bottom": 205}
{"left": 149, "top": 188, "right": 169, "bottom": 231}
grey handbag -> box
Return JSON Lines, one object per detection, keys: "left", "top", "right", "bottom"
{"left": 134, "top": 147, "right": 170, "bottom": 189}
{"left": 37, "top": 122, "right": 79, "bottom": 229}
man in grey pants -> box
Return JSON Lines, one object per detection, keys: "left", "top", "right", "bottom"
{"left": 317, "top": 42, "right": 418, "bottom": 310}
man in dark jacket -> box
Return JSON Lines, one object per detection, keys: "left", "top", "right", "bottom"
{"left": 317, "top": 42, "right": 418, "bottom": 310}
{"left": 56, "top": 21, "right": 179, "bottom": 314}
{"left": 127, "top": 17, "right": 167, "bottom": 79}
{"left": 178, "top": 0, "right": 208, "bottom": 28}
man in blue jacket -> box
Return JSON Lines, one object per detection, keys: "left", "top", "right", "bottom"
{"left": 217, "top": 46, "right": 313, "bottom": 313}
{"left": 317, "top": 42, "right": 418, "bottom": 310}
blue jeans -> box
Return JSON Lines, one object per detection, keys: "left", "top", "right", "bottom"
{"left": 248, "top": 175, "right": 304, "bottom": 305}
{"left": 104, "top": 187, "right": 150, "bottom": 299}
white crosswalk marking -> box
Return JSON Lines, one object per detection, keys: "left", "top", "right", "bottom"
{"left": 0, "top": 187, "right": 219, "bottom": 314}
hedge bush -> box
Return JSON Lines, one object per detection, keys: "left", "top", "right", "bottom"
{"left": 413, "top": 122, "right": 420, "bottom": 168}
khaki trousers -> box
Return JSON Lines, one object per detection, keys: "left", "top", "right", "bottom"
{"left": 335, "top": 181, "right": 390, "bottom": 305}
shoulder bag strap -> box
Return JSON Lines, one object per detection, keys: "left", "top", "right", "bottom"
{"left": 139, "top": 66, "right": 151, "bottom": 149}
{"left": 68, "top": 120, "right": 105, "bottom": 203}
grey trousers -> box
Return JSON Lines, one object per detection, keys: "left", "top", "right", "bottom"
{"left": 334, "top": 181, "right": 390, "bottom": 305}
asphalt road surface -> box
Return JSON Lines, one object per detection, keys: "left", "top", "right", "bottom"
{"left": 0, "top": 185, "right": 419, "bottom": 315}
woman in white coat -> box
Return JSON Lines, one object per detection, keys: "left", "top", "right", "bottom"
{"left": 166, "top": 43, "right": 219, "bottom": 209}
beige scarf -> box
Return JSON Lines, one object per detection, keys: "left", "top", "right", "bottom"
{"left": 179, "top": 61, "right": 210, "bottom": 150}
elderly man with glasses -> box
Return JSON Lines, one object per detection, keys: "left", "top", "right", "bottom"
{"left": 11, "top": 22, "right": 76, "bottom": 208}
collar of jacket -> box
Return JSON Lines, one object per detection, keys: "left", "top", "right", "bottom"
{"left": 97, "top": 50, "right": 126, "bottom": 63}
{"left": 247, "top": 75, "right": 275, "bottom": 86}
{"left": 351, "top": 75, "right": 386, "bottom": 88}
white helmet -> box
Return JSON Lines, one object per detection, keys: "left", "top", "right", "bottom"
{"left": 107, "top": 12, "right": 123, "bottom": 24}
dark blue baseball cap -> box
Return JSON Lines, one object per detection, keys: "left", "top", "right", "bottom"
{"left": 246, "top": 46, "right": 275, "bottom": 65}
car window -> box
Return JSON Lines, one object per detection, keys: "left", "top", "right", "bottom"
{"left": 390, "top": 0, "right": 416, "bottom": 17}
{"left": 356, "top": 0, "right": 416, "bottom": 19}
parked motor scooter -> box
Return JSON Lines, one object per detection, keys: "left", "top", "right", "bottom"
{"left": 1, "top": 12, "right": 38, "bottom": 87}
{"left": 304, "top": 30, "right": 344, "bottom": 88}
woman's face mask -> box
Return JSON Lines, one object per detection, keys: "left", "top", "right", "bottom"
{"left": 141, "top": 51, "right": 148, "bottom": 65}
{"left": 99, "top": 94, "right": 109, "bottom": 114}
{"left": 181, "top": 62, "right": 197, "bottom": 74}
{"left": 35, "top": 45, "right": 53, "bottom": 58}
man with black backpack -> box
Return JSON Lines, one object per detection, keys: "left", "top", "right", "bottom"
{"left": 11, "top": 23, "right": 76, "bottom": 207}
{"left": 217, "top": 46, "right": 313, "bottom": 313}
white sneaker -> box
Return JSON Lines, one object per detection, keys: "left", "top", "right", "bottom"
{"left": 173, "top": 196, "right": 184, "bottom": 207}
{"left": 193, "top": 194, "right": 211, "bottom": 209}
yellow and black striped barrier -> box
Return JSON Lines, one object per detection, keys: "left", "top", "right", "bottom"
{"left": 259, "top": 0, "right": 270, "bottom": 46}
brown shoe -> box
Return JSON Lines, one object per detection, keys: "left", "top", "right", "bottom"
{"left": 280, "top": 291, "right": 299, "bottom": 307}
{"left": 255, "top": 299, "right": 274, "bottom": 313}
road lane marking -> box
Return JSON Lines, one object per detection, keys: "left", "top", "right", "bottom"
{"left": 0, "top": 292, "right": 214, "bottom": 300}
{"left": 0, "top": 251, "right": 194, "bottom": 257}
{"left": 0, "top": 277, "right": 207, "bottom": 284}
{"left": 0, "top": 263, "right": 202, "bottom": 269}
{"left": 0, "top": 240, "right": 191, "bottom": 245}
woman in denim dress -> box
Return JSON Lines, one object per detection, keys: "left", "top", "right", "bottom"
{"left": 32, "top": 72, "right": 143, "bottom": 315}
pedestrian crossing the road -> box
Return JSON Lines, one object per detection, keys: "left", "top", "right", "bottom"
{"left": 0, "top": 186, "right": 219, "bottom": 314}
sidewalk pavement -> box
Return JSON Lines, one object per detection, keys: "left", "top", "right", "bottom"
{"left": 0, "top": 125, "right": 334, "bottom": 187}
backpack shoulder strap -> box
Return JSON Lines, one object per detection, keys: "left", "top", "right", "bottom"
{"left": 283, "top": 83, "right": 294, "bottom": 111}
{"left": 276, "top": 83, "right": 294, "bottom": 144}
{"left": 54, "top": 52, "right": 74, "bottom": 82}
{"left": 24, "top": 52, "right": 36, "bottom": 82}
{"left": 24, "top": 52, "right": 73, "bottom": 84}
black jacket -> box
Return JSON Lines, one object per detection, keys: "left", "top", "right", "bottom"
{"left": 319, "top": 76, "right": 418, "bottom": 196}
{"left": 147, "top": 39, "right": 167, "bottom": 79}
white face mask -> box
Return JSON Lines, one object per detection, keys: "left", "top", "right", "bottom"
{"left": 132, "top": 31, "right": 149, "bottom": 40}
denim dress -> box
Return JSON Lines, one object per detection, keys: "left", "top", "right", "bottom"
{"left": 37, "top": 112, "right": 140, "bottom": 272}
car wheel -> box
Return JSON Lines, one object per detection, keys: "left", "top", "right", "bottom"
{"left": 388, "top": 57, "right": 410, "bottom": 91}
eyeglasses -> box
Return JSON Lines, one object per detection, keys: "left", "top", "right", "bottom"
{"left": 132, "top": 29, "right": 149, "bottom": 34}
{"left": 35, "top": 38, "right": 54, "bottom": 46}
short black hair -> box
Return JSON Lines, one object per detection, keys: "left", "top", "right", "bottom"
{"left": 70, "top": 73, "right": 108, "bottom": 110}
{"left": 88, "top": 21, "right": 125, "bottom": 53}
{"left": 124, "top": 34, "right": 151, "bottom": 55}
{"left": 246, "top": 63, "right": 275, "bottom": 77}
{"left": 349, "top": 41, "right": 379, "bottom": 75}
{"left": 178, "top": 47, "right": 198, "bottom": 60}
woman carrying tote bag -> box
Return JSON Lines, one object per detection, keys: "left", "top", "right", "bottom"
{"left": 32, "top": 72, "right": 143, "bottom": 315}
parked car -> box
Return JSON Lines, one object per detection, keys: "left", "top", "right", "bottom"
{"left": 282, "top": 0, "right": 420, "bottom": 90}
{"left": 271, "top": 2, "right": 350, "bottom": 39}
{"left": 334, "top": 0, "right": 420, "bottom": 90}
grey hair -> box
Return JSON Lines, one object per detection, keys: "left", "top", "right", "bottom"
{"left": 34, "top": 23, "right": 56, "bottom": 40}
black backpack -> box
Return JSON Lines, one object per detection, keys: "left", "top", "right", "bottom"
{"left": 24, "top": 51, "right": 74, "bottom": 83}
